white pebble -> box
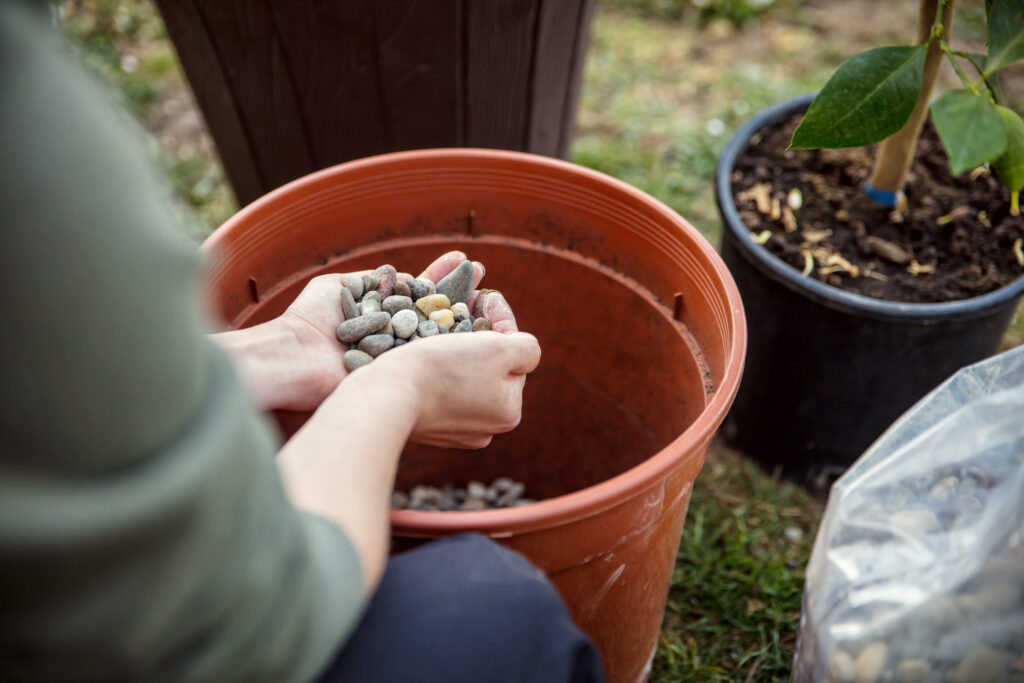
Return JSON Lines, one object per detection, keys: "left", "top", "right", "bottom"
{"left": 391, "top": 309, "right": 419, "bottom": 339}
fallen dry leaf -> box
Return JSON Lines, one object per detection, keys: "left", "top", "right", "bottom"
{"left": 801, "top": 228, "right": 832, "bottom": 244}
{"left": 865, "top": 235, "right": 911, "bottom": 265}
{"left": 737, "top": 183, "right": 773, "bottom": 214}
{"left": 907, "top": 260, "right": 936, "bottom": 276}
{"left": 782, "top": 206, "right": 797, "bottom": 233}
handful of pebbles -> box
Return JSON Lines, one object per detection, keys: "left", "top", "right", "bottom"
{"left": 336, "top": 260, "right": 493, "bottom": 372}
{"left": 391, "top": 477, "right": 536, "bottom": 511}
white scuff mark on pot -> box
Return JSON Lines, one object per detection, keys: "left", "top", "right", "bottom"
{"left": 585, "top": 562, "right": 627, "bottom": 619}
{"left": 667, "top": 481, "right": 693, "bottom": 513}
{"left": 564, "top": 486, "right": 666, "bottom": 570}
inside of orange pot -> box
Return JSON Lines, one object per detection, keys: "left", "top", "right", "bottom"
{"left": 231, "top": 236, "right": 709, "bottom": 499}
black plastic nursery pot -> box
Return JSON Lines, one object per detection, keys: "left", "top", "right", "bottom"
{"left": 716, "top": 95, "right": 1024, "bottom": 492}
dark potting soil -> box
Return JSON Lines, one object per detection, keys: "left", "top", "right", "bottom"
{"left": 731, "top": 113, "right": 1024, "bottom": 303}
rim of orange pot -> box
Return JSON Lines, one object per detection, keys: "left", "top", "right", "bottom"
{"left": 204, "top": 148, "right": 747, "bottom": 538}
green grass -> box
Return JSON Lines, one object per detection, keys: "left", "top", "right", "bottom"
{"left": 54, "top": 1, "right": 1024, "bottom": 680}
{"left": 58, "top": 0, "right": 237, "bottom": 239}
{"left": 656, "top": 448, "right": 821, "bottom": 681}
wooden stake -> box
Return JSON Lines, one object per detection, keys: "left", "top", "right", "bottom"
{"left": 869, "top": 0, "right": 955, "bottom": 195}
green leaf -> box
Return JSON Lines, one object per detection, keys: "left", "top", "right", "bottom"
{"left": 789, "top": 46, "right": 927, "bottom": 150}
{"left": 931, "top": 91, "right": 1007, "bottom": 176}
{"left": 964, "top": 52, "right": 1003, "bottom": 102}
{"left": 987, "top": 0, "right": 1024, "bottom": 72}
{"left": 993, "top": 105, "right": 1024, "bottom": 193}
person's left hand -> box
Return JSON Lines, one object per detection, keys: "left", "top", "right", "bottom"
{"left": 213, "top": 251, "right": 485, "bottom": 412}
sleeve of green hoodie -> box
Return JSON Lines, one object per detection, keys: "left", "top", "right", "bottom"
{"left": 0, "top": 4, "right": 365, "bottom": 682}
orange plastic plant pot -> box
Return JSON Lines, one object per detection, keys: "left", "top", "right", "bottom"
{"left": 201, "top": 149, "right": 746, "bottom": 683}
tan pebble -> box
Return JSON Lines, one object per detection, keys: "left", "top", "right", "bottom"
{"left": 853, "top": 642, "right": 886, "bottom": 683}
{"left": 342, "top": 349, "right": 374, "bottom": 372}
{"left": 361, "top": 274, "right": 378, "bottom": 293}
{"left": 372, "top": 264, "right": 397, "bottom": 298}
{"left": 336, "top": 311, "right": 391, "bottom": 342}
{"left": 416, "top": 293, "right": 451, "bottom": 316}
{"left": 358, "top": 334, "right": 395, "bottom": 357}
{"left": 472, "top": 317, "right": 491, "bottom": 332}
{"left": 339, "top": 286, "right": 359, "bottom": 320}
{"left": 895, "top": 659, "right": 928, "bottom": 683}
{"left": 890, "top": 509, "right": 938, "bottom": 534}
{"left": 429, "top": 309, "right": 455, "bottom": 330}
{"left": 929, "top": 476, "right": 958, "bottom": 503}
{"left": 956, "top": 593, "right": 984, "bottom": 620}
{"left": 391, "top": 490, "right": 409, "bottom": 509}
{"left": 829, "top": 650, "right": 855, "bottom": 682}
{"left": 394, "top": 280, "right": 412, "bottom": 298}
{"left": 947, "top": 645, "right": 1005, "bottom": 683}
{"left": 342, "top": 273, "right": 364, "bottom": 300}
{"left": 410, "top": 486, "right": 443, "bottom": 508}
{"left": 450, "top": 302, "right": 471, "bottom": 318}
{"left": 460, "top": 497, "right": 487, "bottom": 511}
{"left": 467, "top": 481, "right": 488, "bottom": 499}
{"left": 359, "top": 295, "right": 382, "bottom": 315}
{"left": 974, "top": 580, "right": 1022, "bottom": 613}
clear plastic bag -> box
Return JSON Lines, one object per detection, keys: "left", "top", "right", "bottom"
{"left": 792, "top": 345, "right": 1024, "bottom": 683}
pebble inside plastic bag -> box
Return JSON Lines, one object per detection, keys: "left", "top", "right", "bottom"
{"left": 792, "top": 344, "right": 1024, "bottom": 683}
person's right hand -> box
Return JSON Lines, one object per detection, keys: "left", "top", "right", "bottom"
{"left": 371, "top": 330, "right": 541, "bottom": 449}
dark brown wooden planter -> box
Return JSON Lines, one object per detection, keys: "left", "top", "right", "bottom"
{"left": 154, "top": 0, "right": 595, "bottom": 206}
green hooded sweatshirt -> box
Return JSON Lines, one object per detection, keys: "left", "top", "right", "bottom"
{"left": 0, "top": 4, "right": 364, "bottom": 681}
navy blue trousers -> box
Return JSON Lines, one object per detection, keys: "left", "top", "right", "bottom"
{"left": 316, "top": 534, "right": 604, "bottom": 683}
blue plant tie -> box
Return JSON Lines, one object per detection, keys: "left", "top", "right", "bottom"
{"left": 863, "top": 182, "right": 902, "bottom": 208}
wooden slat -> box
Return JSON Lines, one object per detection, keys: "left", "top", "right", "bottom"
{"left": 195, "top": 1, "right": 315, "bottom": 197}
{"left": 528, "top": 0, "right": 595, "bottom": 157}
{"left": 464, "top": 0, "right": 540, "bottom": 150}
{"left": 374, "top": 1, "right": 461, "bottom": 151}
{"left": 269, "top": 0, "right": 390, "bottom": 167}
{"left": 153, "top": 0, "right": 263, "bottom": 205}
{"left": 558, "top": 0, "right": 596, "bottom": 158}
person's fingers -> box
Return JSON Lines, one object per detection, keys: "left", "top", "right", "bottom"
{"left": 412, "top": 432, "right": 494, "bottom": 449}
{"left": 470, "top": 261, "right": 485, "bottom": 288}
{"left": 418, "top": 251, "right": 467, "bottom": 282}
{"left": 475, "top": 290, "right": 518, "bottom": 333}
{"left": 502, "top": 333, "right": 541, "bottom": 375}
